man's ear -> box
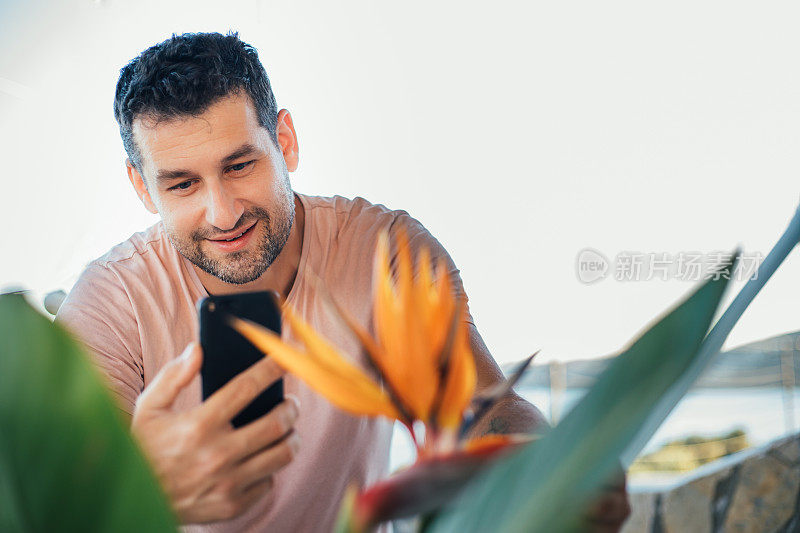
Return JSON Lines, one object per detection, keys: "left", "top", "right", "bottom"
{"left": 126, "top": 159, "right": 159, "bottom": 214}
{"left": 275, "top": 109, "right": 299, "bottom": 172}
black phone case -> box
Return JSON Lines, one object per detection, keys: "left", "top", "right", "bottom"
{"left": 198, "top": 291, "right": 283, "bottom": 428}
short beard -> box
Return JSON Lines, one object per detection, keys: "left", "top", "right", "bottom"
{"left": 170, "top": 201, "right": 295, "bottom": 285}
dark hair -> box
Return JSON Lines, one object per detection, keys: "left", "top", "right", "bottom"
{"left": 113, "top": 31, "right": 278, "bottom": 172}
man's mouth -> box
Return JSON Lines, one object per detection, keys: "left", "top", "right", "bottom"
{"left": 206, "top": 221, "right": 258, "bottom": 252}
{"left": 209, "top": 222, "right": 256, "bottom": 242}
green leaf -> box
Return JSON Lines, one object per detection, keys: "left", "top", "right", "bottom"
{"left": 428, "top": 253, "right": 738, "bottom": 533}
{"left": 624, "top": 206, "right": 800, "bottom": 463}
{"left": 0, "top": 294, "right": 177, "bottom": 533}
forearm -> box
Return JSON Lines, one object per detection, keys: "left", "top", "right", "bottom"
{"left": 463, "top": 323, "right": 549, "bottom": 438}
{"left": 467, "top": 392, "right": 550, "bottom": 438}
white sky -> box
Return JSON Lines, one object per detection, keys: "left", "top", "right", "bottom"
{"left": 1, "top": 0, "right": 798, "bottom": 364}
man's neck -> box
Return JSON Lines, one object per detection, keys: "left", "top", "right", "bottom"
{"left": 192, "top": 194, "right": 305, "bottom": 298}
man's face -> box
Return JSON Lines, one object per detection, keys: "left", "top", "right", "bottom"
{"left": 129, "top": 92, "right": 296, "bottom": 285}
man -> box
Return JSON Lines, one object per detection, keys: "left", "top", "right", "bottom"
{"left": 56, "top": 32, "right": 628, "bottom": 531}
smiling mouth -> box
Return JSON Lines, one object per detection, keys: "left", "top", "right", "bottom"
{"left": 209, "top": 222, "right": 257, "bottom": 242}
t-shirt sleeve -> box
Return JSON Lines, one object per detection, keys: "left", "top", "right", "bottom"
{"left": 388, "top": 211, "right": 475, "bottom": 326}
{"left": 55, "top": 263, "right": 143, "bottom": 416}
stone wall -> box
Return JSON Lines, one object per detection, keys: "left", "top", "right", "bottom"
{"left": 622, "top": 433, "right": 800, "bottom": 532}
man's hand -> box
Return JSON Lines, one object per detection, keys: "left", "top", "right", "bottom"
{"left": 131, "top": 342, "right": 300, "bottom": 524}
{"left": 582, "top": 470, "right": 631, "bottom": 532}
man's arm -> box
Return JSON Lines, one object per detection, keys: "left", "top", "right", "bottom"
{"left": 463, "top": 323, "right": 548, "bottom": 437}
{"left": 55, "top": 263, "right": 146, "bottom": 417}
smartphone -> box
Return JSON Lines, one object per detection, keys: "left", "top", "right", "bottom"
{"left": 197, "top": 290, "right": 283, "bottom": 428}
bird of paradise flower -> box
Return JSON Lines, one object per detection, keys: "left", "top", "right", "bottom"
{"left": 229, "top": 228, "right": 538, "bottom": 531}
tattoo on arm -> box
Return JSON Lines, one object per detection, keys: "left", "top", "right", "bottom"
{"left": 488, "top": 416, "right": 511, "bottom": 435}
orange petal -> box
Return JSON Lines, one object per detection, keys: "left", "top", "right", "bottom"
{"left": 372, "top": 232, "right": 411, "bottom": 403}
{"left": 428, "top": 256, "right": 455, "bottom": 362}
{"left": 394, "top": 228, "right": 439, "bottom": 419}
{"left": 229, "top": 316, "right": 400, "bottom": 420}
{"left": 434, "top": 298, "right": 477, "bottom": 430}
{"left": 416, "top": 246, "right": 434, "bottom": 305}
{"left": 319, "top": 292, "right": 416, "bottom": 424}
{"left": 373, "top": 230, "right": 438, "bottom": 420}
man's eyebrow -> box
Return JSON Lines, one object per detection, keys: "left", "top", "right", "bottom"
{"left": 155, "top": 168, "right": 198, "bottom": 183}
{"left": 154, "top": 144, "right": 261, "bottom": 184}
{"left": 221, "top": 143, "right": 259, "bottom": 165}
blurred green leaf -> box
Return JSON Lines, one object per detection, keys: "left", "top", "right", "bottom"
{"left": 429, "top": 253, "right": 738, "bottom": 533}
{"left": 0, "top": 294, "right": 177, "bottom": 533}
{"left": 624, "top": 205, "right": 800, "bottom": 463}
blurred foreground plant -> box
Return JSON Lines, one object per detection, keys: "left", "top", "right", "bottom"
{"left": 234, "top": 238, "right": 739, "bottom": 531}
{"left": 230, "top": 230, "right": 536, "bottom": 530}
{"left": 0, "top": 293, "right": 177, "bottom": 532}
{"left": 232, "top": 203, "right": 800, "bottom": 532}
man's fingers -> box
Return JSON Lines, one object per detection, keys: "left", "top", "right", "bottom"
{"left": 201, "top": 356, "right": 285, "bottom": 427}
{"left": 136, "top": 343, "right": 202, "bottom": 412}
{"left": 234, "top": 430, "right": 300, "bottom": 489}
{"left": 232, "top": 476, "right": 275, "bottom": 517}
{"left": 584, "top": 485, "right": 631, "bottom": 531}
{"left": 226, "top": 396, "right": 300, "bottom": 458}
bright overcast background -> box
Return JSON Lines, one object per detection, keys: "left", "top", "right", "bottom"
{"left": 1, "top": 0, "right": 798, "bottom": 365}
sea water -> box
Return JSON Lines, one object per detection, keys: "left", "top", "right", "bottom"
{"left": 388, "top": 386, "right": 800, "bottom": 489}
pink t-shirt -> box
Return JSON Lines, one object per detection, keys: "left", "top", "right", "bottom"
{"left": 55, "top": 193, "right": 472, "bottom": 532}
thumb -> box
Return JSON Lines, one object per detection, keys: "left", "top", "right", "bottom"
{"left": 136, "top": 342, "right": 202, "bottom": 412}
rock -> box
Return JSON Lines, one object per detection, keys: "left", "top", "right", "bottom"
{"left": 621, "top": 492, "right": 656, "bottom": 533}
{"left": 723, "top": 441, "right": 800, "bottom": 532}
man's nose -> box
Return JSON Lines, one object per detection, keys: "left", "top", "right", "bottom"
{"left": 204, "top": 182, "right": 244, "bottom": 231}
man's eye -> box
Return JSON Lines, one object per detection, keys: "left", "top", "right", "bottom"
{"left": 169, "top": 180, "right": 194, "bottom": 191}
{"left": 229, "top": 161, "right": 255, "bottom": 173}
